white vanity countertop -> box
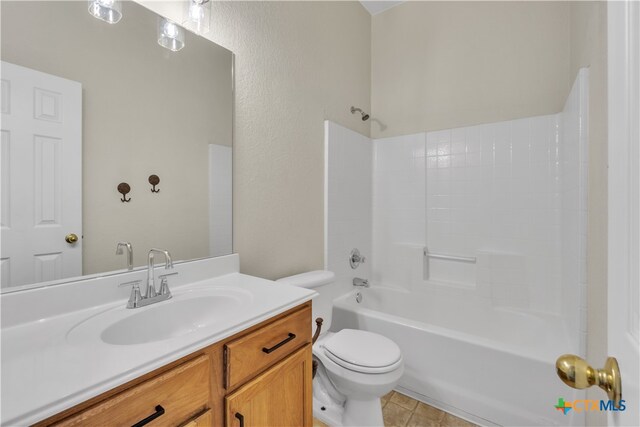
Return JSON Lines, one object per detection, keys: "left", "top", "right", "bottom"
{"left": 1, "top": 266, "right": 315, "bottom": 425}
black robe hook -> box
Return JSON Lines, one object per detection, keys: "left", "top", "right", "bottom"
{"left": 117, "top": 183, "right": 131, "bottom": 202}
{"left": 149, "top": 175, "right": 160, "bottom": 193}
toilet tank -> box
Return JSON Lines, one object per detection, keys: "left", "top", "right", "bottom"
{"left": 276, "top": 270, "right": 336, "bottom": 335}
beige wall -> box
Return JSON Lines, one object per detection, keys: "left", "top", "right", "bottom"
{"left": 371, "top": 1, "right": 571, "bottom": 138}
{"left": 142, "top": 1, "right": 372, "bottom": 280}
{"left": 1, "top": 1, "right": 233, "bottom": 275}
{"left": 568, "top": 2, "right": 608, "bottom": 426}
{"left": 211, "top": 1, "right": 371, "bottom": 280}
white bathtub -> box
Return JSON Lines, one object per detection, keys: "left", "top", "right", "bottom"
{"left": 331, "top": 287, "right": 585, "bottom": 426}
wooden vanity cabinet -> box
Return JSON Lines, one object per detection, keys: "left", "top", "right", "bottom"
{"left": 37, "top": 302, "right": 312, "bottom": 427}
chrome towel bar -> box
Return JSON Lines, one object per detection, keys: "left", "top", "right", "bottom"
{"left": 423, "top": 250, "right": 477, "bottom": 264}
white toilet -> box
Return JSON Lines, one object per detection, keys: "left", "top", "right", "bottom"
{"left": 277, "top": 271, "right": 404, "bottom": 427}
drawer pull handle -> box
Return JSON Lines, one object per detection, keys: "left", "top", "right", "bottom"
{"left": 131, "top": 405, "right": 165, "bottom": 427}
{"left": 262, "top": 332, "right": 296, "bottom": 354}
{"left": 235, "top": 412, "right": 245, "bottom": 427}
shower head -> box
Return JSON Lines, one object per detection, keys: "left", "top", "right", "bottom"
{"left": 351, "top": 106, "right": 370, "bottom": 121}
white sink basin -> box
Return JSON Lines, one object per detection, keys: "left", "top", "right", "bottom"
{"left": 66, "top": 286, "right": 252, "bottom": 345}
{"left": 102, "top": 295, "right": 239, "bottom": 345}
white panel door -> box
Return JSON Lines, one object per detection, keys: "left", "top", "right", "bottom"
{"left": 0, "top": 61, "right": 82, "bottom": 288}
{"left": 608, "top": 1, "right": 640, "bottom": 425}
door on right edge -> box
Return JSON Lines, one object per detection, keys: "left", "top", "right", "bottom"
{"left": 608, "top": 1, "right": 639, "bottom": 425}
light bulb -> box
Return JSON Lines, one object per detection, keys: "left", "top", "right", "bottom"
{"left": 88, "top": 0, "right": 122, "bottom": 24}
{"left": 157, "top": 18, "right": 185, "bottom": 52}
{"left": 183, "top": 0, "right": 211, "bottom": 34}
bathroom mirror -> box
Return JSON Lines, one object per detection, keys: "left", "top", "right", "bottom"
{"left": 0, "top": 1, "right": 234, "bottom": 291}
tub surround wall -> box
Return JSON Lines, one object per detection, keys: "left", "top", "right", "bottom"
{"left": 422, "top": 115, "right": 562, "bottom": 314}
{"left": 369, "top": 71, "right": 588, "bottom": 349}
{"left": 372, "top": 115, "right": 566, "bottom": 313}
{"left": 324, "top": 121, "right": 373, "bottom": 305}
{"left": 372, "top": 133, "right": 425, "bottom": 288}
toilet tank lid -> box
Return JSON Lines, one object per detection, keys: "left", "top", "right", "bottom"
{"left": 276, "top": 270, "right": 335, "bottom": 288}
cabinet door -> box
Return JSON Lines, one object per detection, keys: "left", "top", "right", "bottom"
{"left": 225, "top": 345, "right": 312, "bottom": 427}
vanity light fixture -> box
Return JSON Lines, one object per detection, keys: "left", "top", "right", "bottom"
{"left": 158, "top": 17, "right": 185, "bottom": 52}
{"left": 88, "top": 0, "right": 122, "bottom": 24}
{"left": 183, "top": 0, "right": 211, "bottom": 34}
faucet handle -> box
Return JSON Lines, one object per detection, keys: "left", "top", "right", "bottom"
{"left": 119, "top": 280, "right": 143, "bottom": 309}
{"left": 158, "top": 272, "right": 178, "bottom": 278}
{"left": 349, "top": 248, "right": 366, "bottom": 269}
{"left": 119, "top": 279, "right": 142, "bottom": 288}
{"left": 158, "top": 272, "right": 178, "bottom": 296}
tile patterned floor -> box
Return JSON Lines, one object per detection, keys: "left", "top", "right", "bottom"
{"left": 381, "top": 391, "right": 477, "bottom": 427}
{"left": 313, "top": 391, "right": 477, "bottom": 427}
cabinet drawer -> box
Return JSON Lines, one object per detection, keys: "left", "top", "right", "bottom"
{"left": 224, "top": 305, "right": 311, "bottom": 390}
{"left": 54, "top": 355, "right": 211, "bottom": 427}
{"left": 180, "top": 409, "right": 212, "bottom": 427}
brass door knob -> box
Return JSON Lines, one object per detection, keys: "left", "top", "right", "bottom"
{"left": 65, "top": 233, "right": 79, "bottom": 244}
{"left": 556, "top": 354, "right": 621, "bottom": 404}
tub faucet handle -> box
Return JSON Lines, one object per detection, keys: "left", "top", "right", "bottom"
{"left": 349, "top": 248, "right": 366, "bottom": 269}
{"left": 353, "top": 277, "right": 369, "bottom": 288}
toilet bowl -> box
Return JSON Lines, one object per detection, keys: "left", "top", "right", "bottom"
{"left": 276, "top": 271, "right": 404, "bottom": 426}
{"left": 313, "top": 330, "right": 404, "bottom": 426}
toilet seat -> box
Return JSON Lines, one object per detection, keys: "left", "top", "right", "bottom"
{"left": 322, "top": 329, "right": 402, "bottom": 374}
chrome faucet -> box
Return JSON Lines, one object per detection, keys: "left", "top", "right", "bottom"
{"left": 119, "top": 248, "right": 175, "bottom": 309}
{"left": 147, "top": 248, "right": 173, "bottom": 298}
{"left": 115, "top": 242, "right": 133, "bottom": 271}
{"left": 353, "top": 277, "right": 369, "bottom": 288}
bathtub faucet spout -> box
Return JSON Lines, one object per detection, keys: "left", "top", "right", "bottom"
{"left": 353, "top": 277, "right": 369, "bottom": 288}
